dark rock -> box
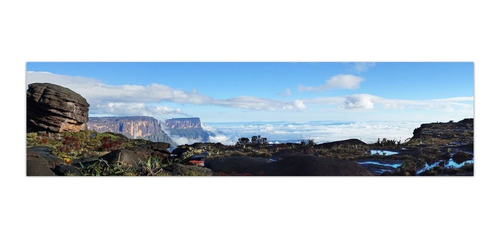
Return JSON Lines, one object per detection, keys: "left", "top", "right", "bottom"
{"left": 167, "top": 164, "right": 213, "bottom": 176}
{"left": 53, "top": 164, "right": 81, "bottom": 176}
{"left": 205, "top": 156, "right": 272, "bottom": 175}
{"left": 262, "top": 156, "right": 373, "bottom": 176}
{"left": 27, "top": 83, "right": 89, "bottom": 133}
{"left": 27, "top": 157, "right": 56, "bottom": 176}
{"left": 100, "top": 149, "right": 147, "bottom": 167}
{"left": 27, "top": 146, "right": 63, "bottom": 176}
{"left": 133, "top": 142, "right": 171, "bottom": 164}
{"left": 452, "top": 151, "right": 473, "bottom": 164}
{"left": 271, "top": 149, "right": 305, "bottom": 161}
{"left": 27, "top": 146, "right": 65, "bottom": 168}
{"left": 315, "top": 139, "right": 367, "bottom": 148}
{"left": 137, "top": 142, "right": 171, "bottom": 152}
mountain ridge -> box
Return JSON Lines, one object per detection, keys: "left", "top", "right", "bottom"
{"left": 88, "top": 116, "right": 176, "bottom": 147}
{"left": 163, "top": 117, "right": 211, "bottom": 143}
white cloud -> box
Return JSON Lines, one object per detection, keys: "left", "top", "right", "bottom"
{"left": 26, "top": 71, "right": 472, "bottom": 119}
{"left": 353, "top": 62, "right": 376, "bottom": 73}
{"left": 201, "top": 123, "right": 238, "bottom": 145}
{"left": 342, "top": 94, "right": 376, "bottom": 110}
{"left": 91, "top": 102, "right": 186, "bottom": 117}
{"left": 27, "top": 71, "right": 308, "bottom": 116}
{"left": 293, "top": 100, "right": 307, "bottom": 110}
{"left": 210, "top": 96, "right": 306, "bottom": 111}
{"left": 301, "top": 94, "right": 473, "bottom": 113}
{"left": 166, "top": 135, "right": 203, "bottom": 145}
{"left": 298, "top": 74, "right": 364, "bottom": 92}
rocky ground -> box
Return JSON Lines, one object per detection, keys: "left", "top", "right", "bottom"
{"left": 26, "top": 118, "right": 473, "bottom": 176}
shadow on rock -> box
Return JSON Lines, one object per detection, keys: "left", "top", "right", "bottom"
{"left": 205, "top": 156, "right": 272, "bottom": 175}
{"left": 263, "top": 156, "right": 373, "bottom": 176}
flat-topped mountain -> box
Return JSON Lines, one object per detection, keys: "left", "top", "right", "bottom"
{"left": 88, "top": 116, "right": 176, "bottom": 146}
{"left": 163, "top": 117, "right": 211, "bottom": 142}
{"left": 163, "top": 117, "right": 203, "bottom": 129}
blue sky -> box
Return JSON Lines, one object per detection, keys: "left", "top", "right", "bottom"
{"left": 26, "top": 62, "right": 474, "bottom": 122}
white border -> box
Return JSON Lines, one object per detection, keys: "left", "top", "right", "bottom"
{"left": 2, "top": 1, "right": 498, "bottom": 239}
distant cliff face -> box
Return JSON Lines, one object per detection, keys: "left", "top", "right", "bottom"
{"left": 163, "top": 118, "right": 211, "bottom": 142}
{"left": 163, "top": 118, "right": 203, "bottom": 129}
{"left": 88, "top": 116, "right": 176, "bottom": 146}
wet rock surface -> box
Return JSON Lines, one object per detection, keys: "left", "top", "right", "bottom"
{"left": 263, "top": 156, "right": 373, "bottom": 176}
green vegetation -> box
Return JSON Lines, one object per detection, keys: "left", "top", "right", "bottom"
{"left": 26, "top": 130, "right": 200, "bottom": 176}
{"left": 27, "top": 130, "right": 130, "bottom": 160}
{"left": 78, "top": 158, "right": 167, "bottom": 176}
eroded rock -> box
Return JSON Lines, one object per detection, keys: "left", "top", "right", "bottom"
{"left": 27, "top": 83, "right": 89, "bottom": 133}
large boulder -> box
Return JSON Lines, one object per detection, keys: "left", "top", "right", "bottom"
{"left": 53, "top": 164, "right": 81, "bottom": 176}
{"left": 100, "top": 149, "right": 147, "bottom": 167}
{"left": 27, "top": 83, "right": 89, "bottom": 133}
{"left": 27, "top": 157, "right": 56, "bottom": 176}
{"left": 27, "top": 146, "right": 64, "bottom": 176}
{"left": 134, "top": 142, "right": 171, "bottom": 163}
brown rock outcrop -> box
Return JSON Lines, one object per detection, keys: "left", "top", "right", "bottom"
{"left": 87, "top": 116, "right": 176, "bottom": 146}
{"left": 27, "top": 83, "right": 90, "bottom": 133}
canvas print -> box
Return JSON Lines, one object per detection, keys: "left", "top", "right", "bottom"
{"left": 26, "top": 62, "right": 474, "bottom": 176}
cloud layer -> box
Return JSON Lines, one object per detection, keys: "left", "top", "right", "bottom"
{"left": 203, "top": 121, "right": 423, "bottom": 144}
{"left": 298, "top": 74, "right": 364, "bottom": 92}
{"left": 27, "top": 71, "right": 308, "bottom": 116}
{"left": 27, "top": 71, "right": 473, "bottom": 119}
{"left": 304, "top": 94, "right": 473, "bottom": 111}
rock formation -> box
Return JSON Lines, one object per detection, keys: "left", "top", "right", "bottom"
{"left": 163, "top": 117, "right": 210, "bottom": 142}
{"left": 27, "top": 146, "right": 64, "bottom": 176}
{"left": 411, "top": 118, "right": 473, "bottom": 144}
{"left": 88, "top": 116, "right": 176, "bottom": 146}
{"left": 27, "top": 83, "right": 89, "bottom": 133}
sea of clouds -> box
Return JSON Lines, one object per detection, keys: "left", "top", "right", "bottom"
{"left": 201, "top": 121, "right": 423, "bottom": 145}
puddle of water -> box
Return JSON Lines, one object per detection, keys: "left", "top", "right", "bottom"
{"left": 358, "top": 161, "right": 401, "bottom": 168}
{"left": 446, "top": 158, "right": 474, "bottom": 168}
{"left": 416, "top": 161, "right": 441, "bottom": 175}
{"left": 370, "top": 150, "right": 399, "bottom": 156}
{"left": 417, "top": 158, "right": 474, "bottom": 175}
